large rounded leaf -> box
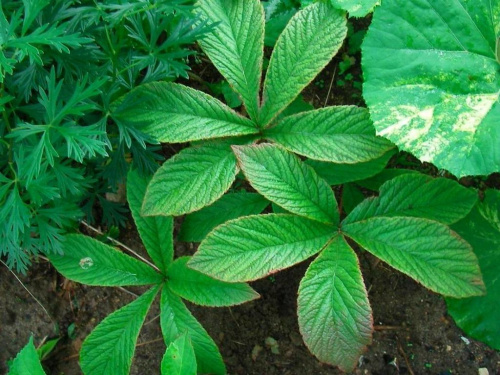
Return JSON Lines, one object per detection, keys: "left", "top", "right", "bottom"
{"left": 446, "top": 190, "right": 500, "bottom": 350}
{"left": 363, "top": 0, "right": 500, "bottom": 177}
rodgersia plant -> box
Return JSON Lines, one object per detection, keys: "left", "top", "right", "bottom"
{"left": 113, "top": 0, "right": 489, "bottom": 372}
{"left": 48, "top": 169, "right": 257, "bottom": 375}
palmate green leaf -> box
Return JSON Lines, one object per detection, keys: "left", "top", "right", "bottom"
{"left": 266, "top": 106, "right": 394, "bottom": 163}
{"left": 80, "top": 286, "right": 159, "bottom": 375}
{"left": 298, "top": 236, "right": 372, "bottom": 372}
{"left": 127, "top": 169, "right": 173, "bottom": 273}
{"left": 446, "top": 190, "right": 500, "bottom": 350}
{"left": 259, "top": 2, "right": 347, "bottom": 126}
{"left": 179, "top": 192, "right": 269, "bottom": 242}
{"left": 160, "top": 288, "right": 226, "bottom": 375}
{"left": 112, "top": 82, "right": 258, "bottom": 143}
{"left": 307, "top": 150, "right": 394, "bottom": 186}
{"left": 167, "top": 257, "right": 259, "bottom": 306}
{"left": 48, "top": 234, "right": 163, "bottom": 286}
{"left": 161, "top": 333, "right": 197, "bottom": 375}
{"left": 233, "top": 144, "right": 338, "bottom": 224}
{"left": 189, "top": 214, "right": 334, "bottom": 282}
{"left": 8, "top": 336, "right": 46, "bottom": 375}
{"left": 363, "top": 0, "right": 500, "bottom": 177}
{"left": 342, "top": 217, "right": 485, "bottom": 298}
{"left": 197, "top": 0, "right": 264, "bottom": 122}
{"left": 344, "top": 174, "right": 477, "bottom": 225}
{"left": 142, "top": 143, "right": 238, "bottom": 216}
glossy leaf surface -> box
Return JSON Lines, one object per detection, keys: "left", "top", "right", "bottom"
{"left": 49, "top": 234, "right": 163, "bottom": 286}
{"left": 189, "top": 214, "right": 334, "bottom": 282}
{"left": 298, "top": 236, "right": 372, "bottom": 372}
{"left": 363, "top": 0, "right": 500, "bottom": 177}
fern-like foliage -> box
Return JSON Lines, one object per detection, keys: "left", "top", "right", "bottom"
{"left": 0, "top": 0, "right": 209, "bottom": 272}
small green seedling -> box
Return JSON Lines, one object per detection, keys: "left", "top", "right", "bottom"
{"left": 48, "top": 169, "right": 259, "bottom": 375}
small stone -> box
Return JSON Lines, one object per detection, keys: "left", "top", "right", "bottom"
{"left": 478, "top": 368, "right": 489, "bottom": 375}
{"left": 446, "top": 345, "right": 452, "bottom": 352}
{"left": 461, "top": 336, "right": 471, "bottom": 345}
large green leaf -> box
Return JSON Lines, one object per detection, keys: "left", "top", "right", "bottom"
{"left": 197, "top": 0, "right": 264, "bottom": 122}
{"left": 161, "top": 333, "right": 197, "bottom": 375}
{"left": 160, "top": 288, "right": 226, "bottom": 375}
{"left": 344, "top": 174, "right": 477, "bottom": 225}
{"left": 233, "top": 144, "right": 338, "bottom": 224}
{"left": 167, "top": 257, "right": 259, "bottom": 307}
{"left": 80, "top": 286, "right": 159, "bottom": 375}
{"left": 266, "top": 106, "right": 394, "bottom": 163}
{"left": 307, "top": 150, "right": 394, "bottom": 186}
{"left": 48, "top": 234, "right": 163, "bottom": 286}
{"left": 8, "top": 337, "right": 46, "bottom": 375}
{"left": 342, "top": 217, "right": 485, "bottom": 298}
{"left": 189, "top": 214, "right": 334, "bottom": 282}
{"left": 259, "top": 2, "right": 347, "bottom": 126}
{"left": 446, "top": 190, "right": 500, "bottom": 350}
{"left": 363, "top": 0, "right": 500, "bottom": 177}
{"left": 127, "top": 169, "right": 173, "bottom": 273}
{"left": 179, "top": 192, "right": 269, "bottom": 242}
{"left": 298, "top": 236, "right": 372, "bottom": 372}
{"left": 142, "top": 143, "right": 238, "bottom": 216}
{"left": 112, "top": 82, "right": 257, "bottom": 143}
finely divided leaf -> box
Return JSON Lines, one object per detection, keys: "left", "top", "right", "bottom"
{"left": 113, "top": 82, "right": 257, "bottom": 143}
{"left": 48, "top": 234, "right": 163, "bottom": 286}
{"left": 266, "top": 106, "right": 394, "bottom": 163}
{"left": 80, "top": 286, "right": 159, "bottom": 375}
{"left": 197, "top": 0, "right": 264, "bottom": 121}
{"left": 160, "top": 288, "right": 226, "bottom": 375}
{"left": 260, "top": 3, "right": 347, "bottom": 126}
{"left": 446, "top": 190, "right": 500, "bottom": 350}
{"left": 142, "top": 143, "right": 238, "bottom": 216}
{"left": 167, "top": 257, "right": 259, "bottom": 306}
{"left": 8, "top": 336, "right": 46, "bottom": 375}
{"left": 343, "top": 217, "right": 485, "bottom": 298}
{"left": 179, "top": 192, "right": 269, "bottom": 242}
{"left": 161, "top": 333, "right": 197, "bottom": 375}
{"left": 363, "top": 0, "right": 500, "bottom": 177}
{"left": 127, "top": 169, "right": 173, "bottom": 273}
{"left": 307, "top": 150, "right": 394, "bottom": 186}
{"left": 233, "top": 144, "right": 338, "bottom": 224}
{"left": 298, "top": 236, "right": 372, "bottom": 372}
{"left": 189, "top": 214, "right": 334, "bottom": 282}
{"left": 344, "top": 174, "right": 477, "bottom": 225}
